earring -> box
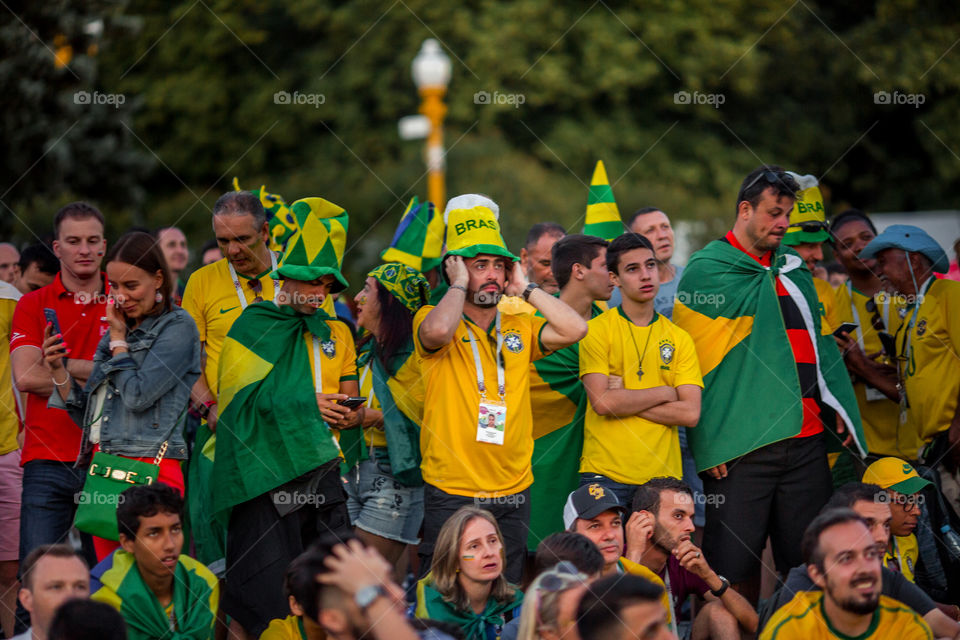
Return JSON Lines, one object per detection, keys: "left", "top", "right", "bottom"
{"left": 155, "top": 290, "right": 163, "bottom": 303}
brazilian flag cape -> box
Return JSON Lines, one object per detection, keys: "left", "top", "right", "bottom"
{"left": 355, "top": 338, "right": 424, "bottom": 486}
{"left": 414, "top": 574, "right": 523, "bottom": 640}
{"left": 526, "top": 300, "right": 605, "bottom": 551}
{"left": 91, "top": 551, "right": 218, "bottom": 640}
{"left": 212, "top": 302, "right": 342, "bottom": 521}
{"left": 673, "top": 241, "right": 865, "bottom": 471}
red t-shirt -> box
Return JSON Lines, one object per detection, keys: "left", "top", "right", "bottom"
{"left": 10, "top": 273, "right": 109, "bottom": 464}
{"left": 723, "top": 232, "right": 823, "bottom": 438}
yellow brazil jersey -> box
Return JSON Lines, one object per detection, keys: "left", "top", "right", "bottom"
{"left": 885, "top": 533, "right": 919, "bottom": 583}
{"left": 259, "top": 614, "right": 311, "bottom": 640}
{"left": 304, "top": 322, "right": 358, "bottom": 393}
{"left": 356, "top": 341, "right": 424, "bottom": 450}
{"left": 0, "top": 295, "right": 20, "bottom": 455}
{"left": 901, "top": 278, "right": 960, "bottom": 442}
{"left": 813, "top": 277, "right": 841, "bottom": 335}
{"left": 579, "top": 308, "right": 703, "bottom": 485}
{"left": 833, "top": 284, "right": 918, "bottom": 458}
{"left": 182, "top": 257, "right": 282, "bottom": 396}
{"left": 413, "top": 306, "right": 548, "bottom": 497}
{"left": 498, "top": 295, "right": 535, "bottom": 316}
{"left": 761, "top": 591, "right": 931, "bottom": 640}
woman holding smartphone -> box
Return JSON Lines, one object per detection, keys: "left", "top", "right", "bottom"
{"left": 346, "top": 263, "right": 429, "bottom": 571}
{"left": 43, "top": 231, "right": 201, "bottom": 559}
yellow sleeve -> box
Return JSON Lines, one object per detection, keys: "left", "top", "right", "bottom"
{"left": 413, "top": 306, "right": 451, "bottom": 359}
{"left": 529, "top": 314, "right": 549, "bottom": 361}
{"left": 182, "top": 271, "right": 206, "bottom": 342}
{"left": 943, "top": 283, "right": 960, "bottom": 356}
{"left": 672, "top": 328, "right": 704, "bottom": 388}
{"left": 336, "top": 324, "right": 357, "bottom": 381}
{"left": 579, "top": 315, "right": 609, "bottom": 378}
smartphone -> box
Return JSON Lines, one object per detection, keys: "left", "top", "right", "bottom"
{"left": 878, "top": 331, "right": 898, "bottom": 357}
{"left": 43, "top": 308, "right": 68, "bottom": 361}
{"left": 832, "top": 322, "right": 858, "bottom": 338}
{"left": 338, "top": 397, "right": 367, "bottom": 409}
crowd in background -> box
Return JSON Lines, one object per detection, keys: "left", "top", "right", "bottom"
{"left": 1, "top": 164, "right": 959, "bottom": 640}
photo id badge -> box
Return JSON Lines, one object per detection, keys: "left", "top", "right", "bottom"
{"left": 477, "top": 401, "right": 507, "bottom": 445}
{"left": 865, "top": 386, "right": 886, "bottom": 402}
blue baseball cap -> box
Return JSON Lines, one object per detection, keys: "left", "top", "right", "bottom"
{"left": 859, "top": 224, "right": 949, "bottom": 273}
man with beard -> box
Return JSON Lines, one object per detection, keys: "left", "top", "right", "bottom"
{"left": 673, "top": 166, "right": 864, "bottom": 605}
{"left": 499, "top": 222, "right": 566, "bottom": 316}
{"left": 761, "top": 509, "right": 932, "bottom": 639}
{"left": 764, "top": 482, "right": 960, "bottom": 638}
{"left": 415, "top": 195, "right": 587, "bottom": 583}
{"left": 626, "top": 477, "right": 758, "bottom": 639}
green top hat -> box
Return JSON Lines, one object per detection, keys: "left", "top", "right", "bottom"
{"left": 272, "top": 197, "right": 349, "bottom": 292}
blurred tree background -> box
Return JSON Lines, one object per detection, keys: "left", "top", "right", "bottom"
{"left": 3, "top": 0, "right": 960, "bottom": 285}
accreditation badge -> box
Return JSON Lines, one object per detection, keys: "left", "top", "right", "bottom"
{"left": 865, "top": 386, "right": 887, "bottom": 402}
{"left": 476, "top": 400, "right": 507, "bottom": 445}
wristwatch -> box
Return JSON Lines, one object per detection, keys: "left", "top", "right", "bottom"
{"left": 355, "top": 585, "right": 386, "bottom": 611}
{"left": 710, "top": 575, "right": 730, "bottom": 598}
{"left": 522, "top": 282, "right": 540, "bottom": 301}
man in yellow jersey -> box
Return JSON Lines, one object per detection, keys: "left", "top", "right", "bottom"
{"left": 863, "top": 458, "right": 931, "bottom": 584}
{"left": 0, "top": 280, "right": 22, "bottom": 639}
{"left": 579, "top": 233, "right": 703, "bottom": 507}
{"left": 780, "top": 172, "right": 841, "bottom": 331}
{"left": 498, "top": 222, "right": 566, "bottom": 316}
{"left": 213, "top": 198, "right": 359, "bottom": 638}
{"left": 414, "top": 194, "right": 587, "bottom": 583}
{"left": 762, "top": 508, "right": 932, "bottom": 640}
{"left": 860, "top": 226, "right": 960, "bottom": 507}
{"left": 563, "top": 484, "right": 674, "bottom": 627}
{"left": 526, "top": 234, "right": 612, "bottom": 552}
{"left": 831, "top": 210, "right": 918, "bottom": 460}
{"left": 181, "top": 191, "right": 283, "bottom": 580}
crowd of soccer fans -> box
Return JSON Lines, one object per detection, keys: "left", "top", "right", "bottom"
{"left": 1, "top": 164, "right": 960, "bottom": 640}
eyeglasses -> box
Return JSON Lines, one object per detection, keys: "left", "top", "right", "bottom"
{"left": 742, "top": 170, "right": 792, "bottom": 195}
{"left": 246, "top": 278, "right": 264, "bottom": 303}
{"left": 535, "top": 562, "right": 588, "bottom": 632}
{"left": 864, "top": 298, "right": 886, "bottom": 332}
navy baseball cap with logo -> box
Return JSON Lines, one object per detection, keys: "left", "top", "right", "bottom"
{"left": 563, "top": 483, "right": 625, "bottom": 530}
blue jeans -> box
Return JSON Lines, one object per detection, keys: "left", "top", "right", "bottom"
{"left": 19, "top": 460, "right": 92, "bottom": 560}
{"left": 579, "top": 473, "right": 638, "bottom": 510}
{"left": 345, "top": 452, "right": 424, "bottom": 545}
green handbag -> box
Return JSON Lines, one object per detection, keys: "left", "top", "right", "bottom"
{"left": 73, "top": 442, "right": 168, "bottom": 541}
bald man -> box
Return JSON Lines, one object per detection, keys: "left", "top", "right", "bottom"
{"left": 0, "top": 244, "right": 19, "bottom": 284}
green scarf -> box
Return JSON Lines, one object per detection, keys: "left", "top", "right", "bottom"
{"left": 369, "top": 339, "right": 423, "bottom": 486}
{"left": 673, "top": 240, "right": 864, "bottom": 470}
{"left": 91, "top": 551, "right": 218, "bottom": 640}
{"left": 414, "top": 574, "right": 522, "bottom": 640}
{"left": 212, "top": 302, "right": 342, "bottom": 521}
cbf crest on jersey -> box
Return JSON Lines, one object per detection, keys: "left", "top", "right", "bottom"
{"left": 321, "top": 340, "right": 336, "bottom": 358}
{"left": 659, "top": 339, "right": 675, "bottom": 365}
{"left": 504, "top": 331, "right": 524, "bottom": 353}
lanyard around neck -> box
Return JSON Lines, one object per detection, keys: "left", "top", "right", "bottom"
{"left": 358, "top": 361, "right": 376, "bottom": 407}
{"left": 312, "top": 335, "right": 323, "bottom": 393}
{"left": 846, "top": 282, "right": 891, "bottom": 351}
{"left": 464, "top": 313, "right": 505, "bottom": 401}
{"left": 228, "top": 252, "right": 279, "bottom": 310}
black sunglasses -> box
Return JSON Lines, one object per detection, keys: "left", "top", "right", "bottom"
{"left": 787, "top": 221, "right": 829, "bottom": 234}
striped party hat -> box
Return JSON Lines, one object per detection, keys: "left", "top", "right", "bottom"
{"left": 380, "top": 197, "right": 444, "bottom": 272}
{"left": 232, "top": 177, "right": 299, "bottom": 251}
{"left": 583, "top": 161, "right": 623, "bottom": 241}
{"left": 272, "top": 197, "right": 349, "bottom": 291}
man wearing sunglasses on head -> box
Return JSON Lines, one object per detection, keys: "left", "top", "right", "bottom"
{"left": 674, "top": 166, "right": 865, "bottom": 606}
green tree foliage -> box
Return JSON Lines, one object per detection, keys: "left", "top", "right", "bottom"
{"left": 3, "top": 1, "right": 959, "bottom": 284}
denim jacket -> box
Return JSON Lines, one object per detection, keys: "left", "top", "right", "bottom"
{"left": 50, "top": 307, "right": 201, "bottom": 460}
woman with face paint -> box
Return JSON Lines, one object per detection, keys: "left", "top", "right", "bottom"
{"left": 413, "top": 506, "right": 524, "bottom": 640}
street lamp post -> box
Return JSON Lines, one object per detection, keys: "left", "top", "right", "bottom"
{"left": 411, "top": 39, "right": 451, "bottom": 211}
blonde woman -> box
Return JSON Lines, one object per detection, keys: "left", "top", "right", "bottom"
{"left": 514, "top": 562, "right": 589, "bottom": 640}
{"left": 414, "top": 506, "right": 523, "bottom": 640}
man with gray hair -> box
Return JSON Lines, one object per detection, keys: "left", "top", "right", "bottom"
{"left": 181, "top": 191, "right": 282, "bottom": 585}
{"left": 0, "top": 243, "right": 20, "bottom": 284}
